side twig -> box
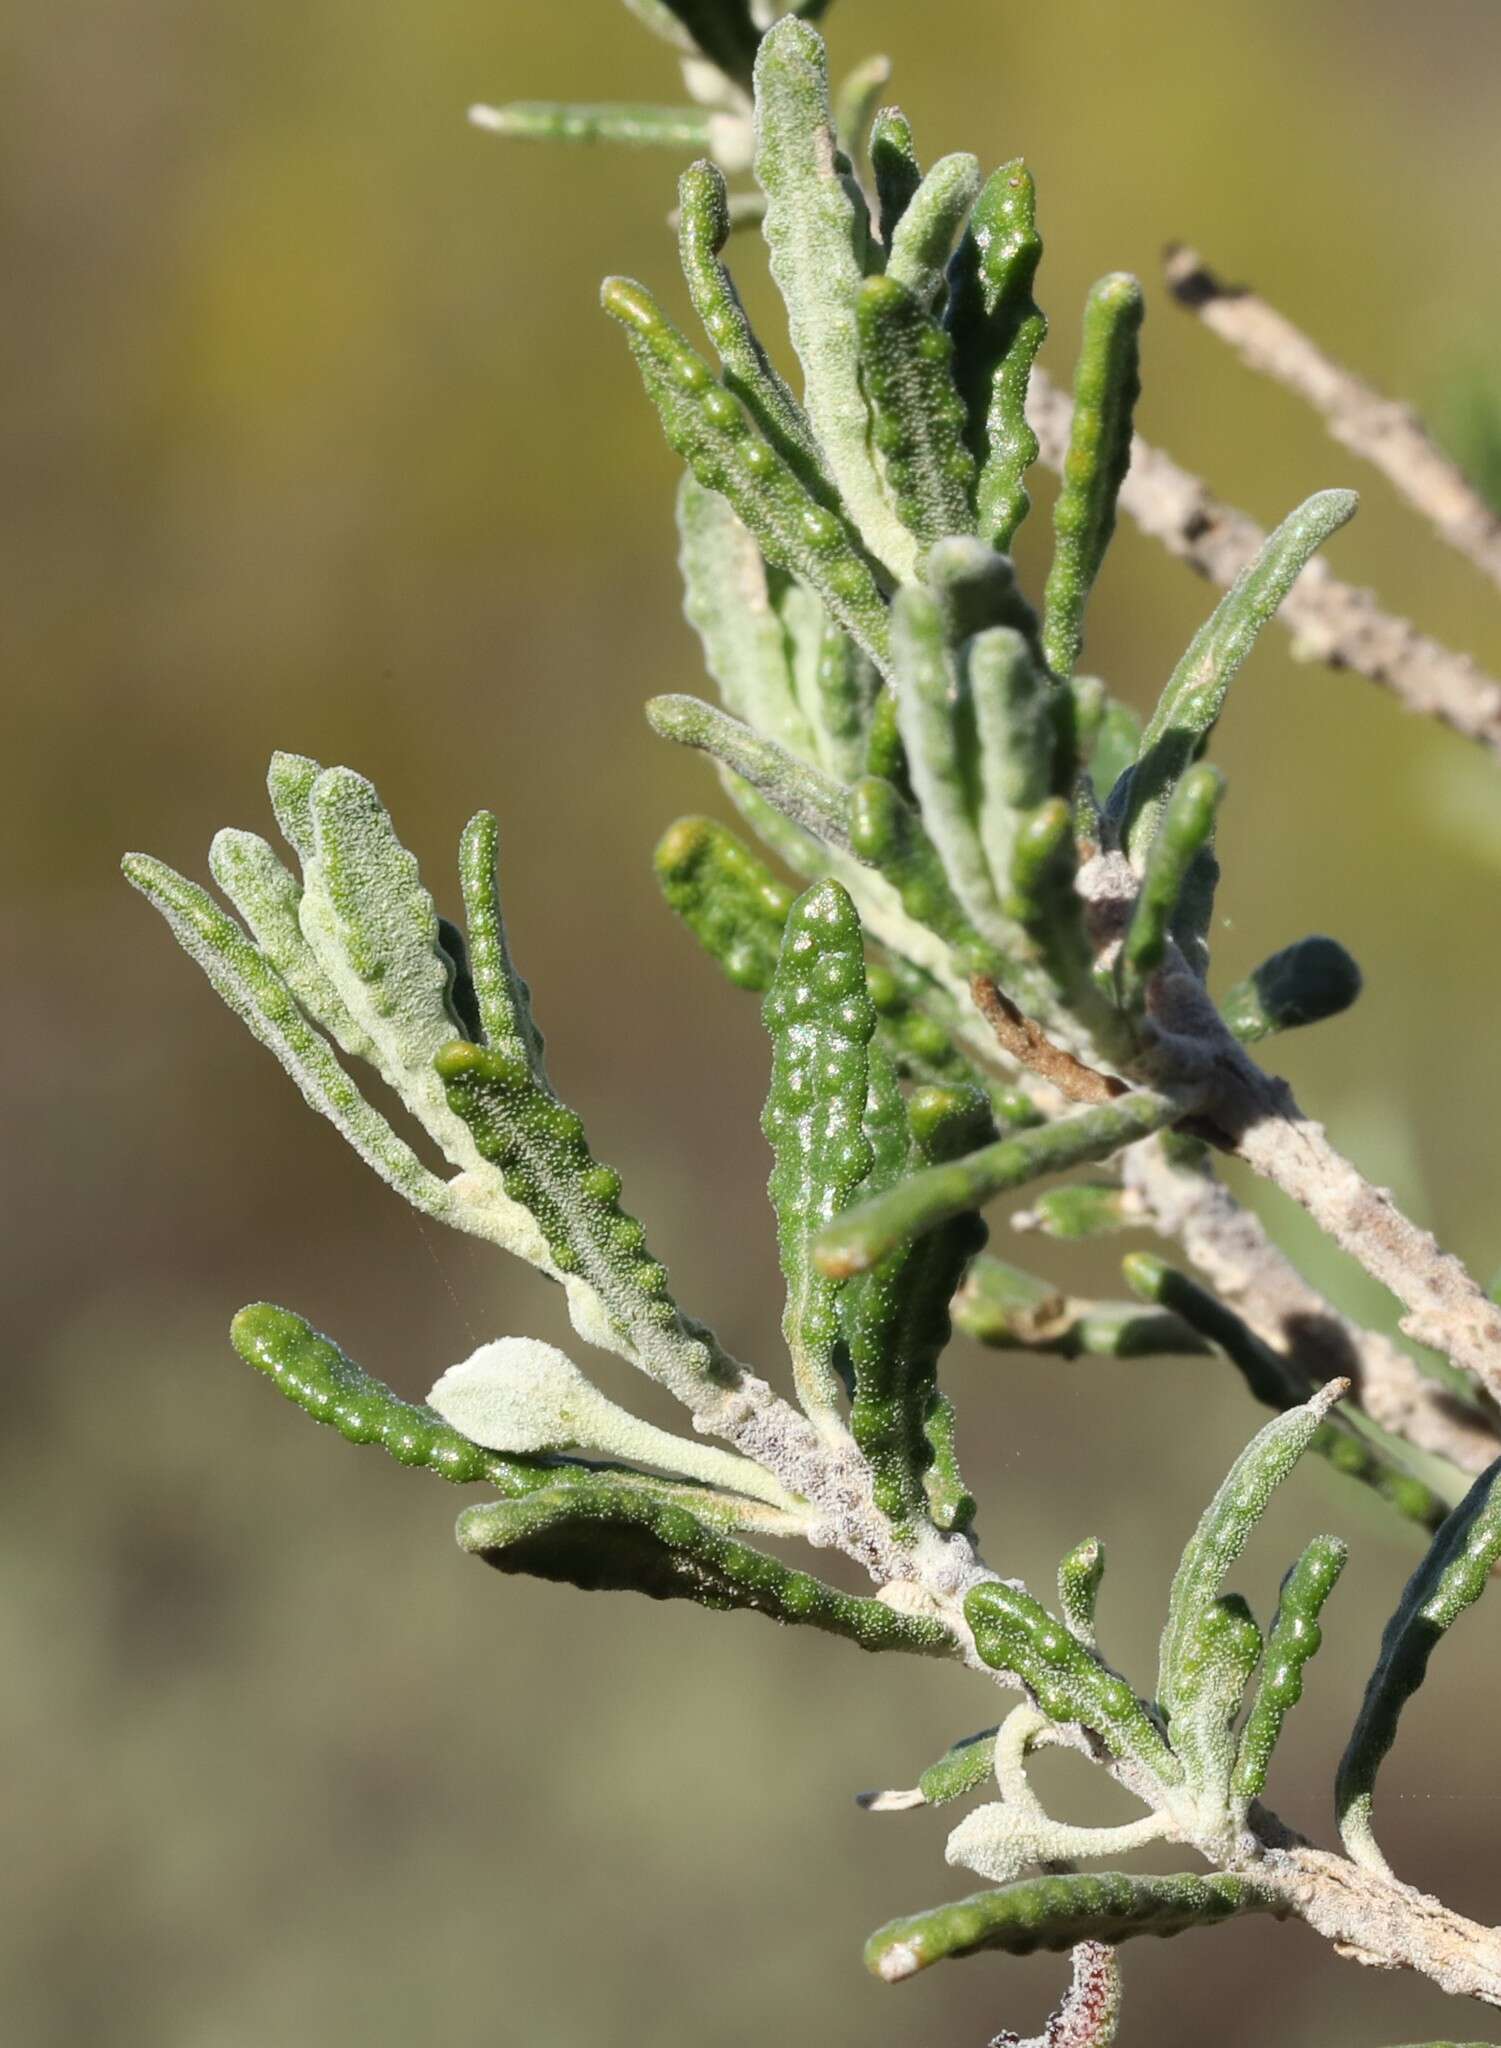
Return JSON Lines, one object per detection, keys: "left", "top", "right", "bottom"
{"left": 1027, "top": 369, "right": 1501, "bottom": 757}
{"left": 1164, "top": 243, "right": 1501, "bottom": 598}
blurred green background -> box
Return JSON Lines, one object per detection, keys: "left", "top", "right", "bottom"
{"left": 7, "top": 2, "right": 1501, "bottom": 2042}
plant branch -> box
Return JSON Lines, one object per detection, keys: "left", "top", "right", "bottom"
{"left": 1027, "top": 368, "right": 1501, "bottom": 758}
{"left": 1164, "top": 243, "right": 1501, "bottom": 598}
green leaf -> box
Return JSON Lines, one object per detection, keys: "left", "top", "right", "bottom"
{"left": 1336, "top": 1456, "right": 1501, "bottom": 1874}
{"left": 655, "top": 814, "right": 793, "bottom": 991}
{"left": 1117, "top": 489, "right": 1359, "bottom": 858}
{"left": 456, "top": 810, "right": 547, "bottom": 1070}
{"left": 676, "top": 159, "right": 829, "bottom": 495}
{"left": 207, "top": 826, "right": 372, "bottom": 1058}
{"left": 1157, "top": 1381, "right": 1346, "bottom": 1727}
{"left": 865, "top": 1869, "right": 1269, "bottom": 1981}
{"left": 847, "top": 772, "right": 997, "bottom": 969}
{"left": 832, "top": 52, "right": 892, "bottom": 171}
{"left": 762, "top": 880, "right": 877, "bottom": 1422}
{"left": 231, "top": 1302, "right": 550, "bottom": 1490}
{"left": 966, "top": 1581, "right": 1181, "bottom": 1785}
{"left": 1167, "top": 1591, "right": 1263, "bottom": 1804}
{"left": 622, "top": 0, "right": 763, "bottom": 90}
{"left": 457, "top": 1478, "right": 957, "bottom": 1653}
{"left": 885, "top": 152, "right": 981, "bottom": 308}
{"left": 870, "top": 106, "right": 922, "bottom": 251}
{"left": 946, "top": 159, "right": 1047, "bottom": 552}
{"left": 815, "top": 1092, "right": 1176, "bottom": 1278}
{"left": 1117, "top": 762, "right": 1226, "bottom": 1005}
{"left": 1058, "top": 1537, "right": 1107, "bottom": 1649}
{"left": 1221, "top": 935, "right": 1363, "bottom": 1044}
{"left": 953, "top": 1258, "right": 1206, "bottom": 1360}
{"left": 1233, "top": 1533, "right": 1347, "bottom": 1807}
{"left": 1041, "top": 273, "right": 1143, "bottom": 680}
{"left": 1014, "top": 1182, "right": 1130, "bottom": 1241}
{"left": 920, "top": 1728, "right": 999, "bottom": 1805}
{"left": 437, "top": 1035, "right": 740, "bottom": 1407}
{"left": 844, "top": 1077, "right": 991, "bottom": 1527}
{"left": 470, "top": 101, "right": 714, "bottom": 148}
{"left": 603, "top": 278, "right": 893, "bottom": 669}
{"left": 858, "top": 276, "right": 977, "bottom": 545}
{"left": 753, "top": 17, "right": 918, "bottom": 579}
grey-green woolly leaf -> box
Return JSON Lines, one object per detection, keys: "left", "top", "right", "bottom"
{"left": 1042, "top": 273, "right": 1144, "bottom": 681}
{"left": 870, "top": 105, "right": 921, "bottom": 252}
{"left": 676, "top": 159, "right": 830, "bottom": 495}
{"left": 865, "top": 1869, "right": 1271, "bottom": 1981}
{"left": 817, "top": 1091, "right": 1176, "bottom": 1278}
{"left": 889, "top": 581, "right": 1000, "bottom": 931}
{"left": 428, "top": 1338, "right": 796, "bottom": 1512}
{"left": 267, "top": 749, "right": 320, "bottom": 861}
{"left": 458, "top": 1476, "right": 958, "bottom": 1654}
{"left": 675, "top": 475, "right": 821, "bottom": 759}
{"left": 121, "top": 854, "right": 450, "bottom": 1218}
{"left": 647, "top": 692, "right": 850, "bottom": 848}
{"left": 1118, "top": 489, "right": 1359, "bottom": 859}
{"left": 753, "top": 17, "right": 918, "bottom": 579}
{"left": 298, "top": 766, "right": 467, "bottom": 1137}
{"left": 847, "top": 773, "right": 998, "bottom": 971}
{"left": 1157, "top": 1380, "right": 1347, "bottom": 1724}
{"left": 858, "top": 276, "right": 977, "bottom": 545}
{"left": 1168, "top": 1591, "right": 1263, "bottom": 1804}
{"left": 655, "top": 814, "right": 793, "bottom": 991}
{"left": 945, "top": 1801, "right": 1172, "bottom": 1887}
{"left": 812, "top": 616, "right": 879, "bottom": 780}
{"left": 968, "top": 624, "right": 1055, "bottom": 893}
{"left": 762, "top": 880, "right": 876, "bottom": 1423}
{"left": 946, "top": 159, "right": 1046, "bottom": 552}
{"left": 774, "top": 571, "right": 847, "bottom": 772}
{"left": 437, "top": 1036, "right": 741, "bottom": 1408}
{"left": 886, "top": 152, "right": 981, "bottom": 308}
{"left": 604, "top": 278, "right": 892, "bottom": 669}
{"left": 1336, "top": 1456, "right": 1501, "bottom": 1874}
{"left": 622, "top": 0, "right": 763, "bottom": 90}
{"left": 208, "top": 827, "right": 372, "bottom": 1058}
{"left": 922, "top": 534, "right": 1046, "bottom": 666}
{"left": 469, "top": 101, "right": 715, "bottom": 148}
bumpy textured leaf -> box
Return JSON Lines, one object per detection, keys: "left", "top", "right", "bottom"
{"left": 1158, "top": 1382, "right": 1346, "bottom": 1727}
{"left": 865, "top": 1870, "right": 1269, "bottom": 1981}
{"left": 1041, "top": 273, "right": 1143, "bottom": 679}
{"left": 655, "top": 814, "right": 793, "bottom": 990}
{"left": 753, "top": 18, "right": 917, "bottom": 577}
{"left": 844, "top": 1076, "right": 991, "bottom": 1526}
{"left": 1233, "top": 1533, "right": 1347, "bottom": 1806}
{"left": 1336, "top": 1456, "right": 1501, "bottom": 1874}
{"left": 966, "top": 1581, "right": 1181, "bottom": 1785}
{"left": 458, "top": 1480, "right": 957, "bottom": 1653}
{"left": 1058, "top": 1537, "right": 1107, "bottom": 1649}
{"left": 847, "top": 772, "right": 996, "bottom": 968}
{"left": 1118, "top": 489, "right": 1359, "bottom": 858}
{"left": 762, "top": 880, "right": 876, "bottom": 1421}
{"left": 231, "top": 1303, "right": 551, "bottom": 1490}
{"left": 816, "top": 1091, "right": 1176, "bottom": 1278}
{"left": 859, "top": 277, "right": 977, "bottom": 544}
{"left": 676, "top": 158, "right": 828, "bottom": 493}
{"left": 1168, "top": 1590, "right": 1263, "bottom": 1804}
{"left": 603, "top": 277, "right": 892, "bottom": 668}
{"left": 946, "top": 159, "right": 1047, "bottom": 551}
{"left": 208, "top": 827, "right": 371, "bottom": 1058}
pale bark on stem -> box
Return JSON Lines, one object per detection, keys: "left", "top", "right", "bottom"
{"left": 1121, "top": 1135, "right": 1501, "bottom": 1476}
{"left": 1165, "top": 243, "right": 1501, "bottom": 598}
{"left": 1027, "top": 369, "right": 1501, "bottom": 757}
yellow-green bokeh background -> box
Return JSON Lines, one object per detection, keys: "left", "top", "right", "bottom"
{"left": 8, "top": 3, "right": 1501, "bottom": 2042}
